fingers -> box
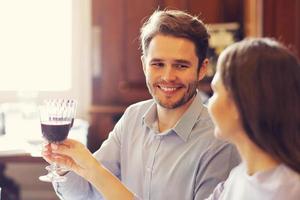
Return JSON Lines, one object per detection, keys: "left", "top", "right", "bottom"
{"left": 50, "top": 140, "right": 87, "bottom": 158}
{"left": 42, "top": 142, "right": 67, "bottom": 163}
{"left": 42, "top": 149, "right": 78, "bottom": 171}
{"left": 42, "top": 144, "right": 64, "bottom": 165}
{"left": 42, "top": 153, "right": 54, "bottom": 164}
{"left": 52, "top": 154, "right": 74, "bottom": 169}
{"left": 41, "top": 142, "right": 54, "bottom": 164}
{"left": 51, "top": 143, "right": 74, "bottom": 157}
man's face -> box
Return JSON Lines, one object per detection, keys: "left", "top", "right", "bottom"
{"left": 142, "top": 34, "right": 204, "bottom": 109}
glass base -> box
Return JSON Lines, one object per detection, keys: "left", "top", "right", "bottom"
{"left": 45, "top": 165, "right": 69, "bottom": 174}
{"left": 39, "top": 172, "right": 67, "bottom": 182}
{"left": 39, "top": 165, "right": 67, "bottom": 182}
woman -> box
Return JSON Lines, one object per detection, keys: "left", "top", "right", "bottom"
{"left": 206, "top": 38, "right": 300, "bottom": 199}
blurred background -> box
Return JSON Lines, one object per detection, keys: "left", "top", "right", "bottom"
{"left": 0, "top": 0, "right": 298, "bottom": 199}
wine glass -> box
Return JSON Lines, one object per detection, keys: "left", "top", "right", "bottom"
{"left": 39, "top": 99, "right": 77, "bottom": 182}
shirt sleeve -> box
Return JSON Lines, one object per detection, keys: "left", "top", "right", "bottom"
{"left": 204, "top": 182, "right": 225, "bottom": 200}
{"left": 53, "top": 172, "right": 104, "bottom": 200}
{"left": 133, "top": 193, "right": 143, "bottom": 200}
{"left": 194, "top": 142, "right": 240, "bottom": 200}
{"left": 52, "top": 108, "right": 128, "bottom": 200}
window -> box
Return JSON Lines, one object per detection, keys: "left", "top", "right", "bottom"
{"left": 0, "top": 0, "right": 91, "bottom": 117}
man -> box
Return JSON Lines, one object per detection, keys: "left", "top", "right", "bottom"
{"left": 46, "top": 10, "right": 240, "bottom": 200}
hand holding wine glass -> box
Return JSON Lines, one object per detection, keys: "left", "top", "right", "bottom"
{"left": 43, "top": 139, "right": 99, "bottom": 180}
{"left": 39, "top": 99, "right": 77, "bottom": 182}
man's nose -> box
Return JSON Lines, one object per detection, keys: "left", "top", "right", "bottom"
{"left": 162, "top": 66, "right": 176, "bottom": 81}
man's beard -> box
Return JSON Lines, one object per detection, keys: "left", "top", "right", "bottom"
{"left": 146, "top": 79, "right": 198, "bottom": 109}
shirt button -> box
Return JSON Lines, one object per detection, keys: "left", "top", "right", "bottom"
{"left": 155, "top": 135, "right": 161, "bottom": 140}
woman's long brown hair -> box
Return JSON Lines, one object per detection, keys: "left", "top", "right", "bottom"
{"left": 220, "top": 38, "right": 300, "bottom": 173}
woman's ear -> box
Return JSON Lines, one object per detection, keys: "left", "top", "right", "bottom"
{"left": 198, "top": 58, "right": 209, "bottom": 81}
{"left": 229, "top": 97, "right": 241, "bottom": 122}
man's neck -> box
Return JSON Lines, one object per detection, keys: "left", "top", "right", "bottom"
{"left": 156, "top": 96, "right": 195, "bottom": 133}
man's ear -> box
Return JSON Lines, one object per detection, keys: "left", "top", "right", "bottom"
{"left": 198, "top": 58, "right": 209, "bottom": 81}
{"left": 141, "top": 55, "right": 146, "bottom": 74}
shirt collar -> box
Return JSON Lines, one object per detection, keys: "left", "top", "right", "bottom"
{"left": 142, "top": 91, "right": 204, "bottom": 141}
{"left": 142, "top": 101, "right": 158, "bottom": 131}
{"left": 173, "top": 92, "right": 204, "bottom": 141}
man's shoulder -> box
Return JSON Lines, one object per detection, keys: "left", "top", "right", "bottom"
{"left": 192, "top": 130, "right": 235, "bottom": 156}
{"left": 191, "top": 105, "right": 215, "bottom": 138}
{"left": 205, "top": 138, "right": 241, "bottom": 166}
{"left": 117, "top": 99, "right": 154, "bottom": 132}
{"left": 207, "top": 139, "right": 236, "bottom": 154}
{"left": 191, "top": 118, "right": 239, "bottom": 163}
{"left": 125, "top": 99, "right": 155, "bottom": 115}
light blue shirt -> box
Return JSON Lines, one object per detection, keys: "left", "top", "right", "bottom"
{"left": 206, "top": 163, "right": 300, "bottom": 200}
{"left": 54, "top": 92, "right": 240, "bottom": 200}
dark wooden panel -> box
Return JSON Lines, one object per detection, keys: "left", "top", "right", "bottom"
{"left": 297, "top": 0, "right": 300, "bottom": 57}
{"left": 275, "top": 1, "right": 296, "bottom": 43}
{"left": 92, "top": 0, "right": 126, "bottom": 104}
{"left": 92, "top": 0, "right": 101, "bottom": 25}
{"left": 88, "top": 105, "right": 127, "bottom": 152}
{"left": 117, "top": 0, "right": 159, "bottom": 103}
{"left": 263, "top": 0, "right": 300, "bottom": 57}
{"left": 188, "top": 0, "right": 243, "bottom": 23}
{"left": 124, "top": 0, "right": 159, "bottom": 83}
{"left": 262, "top": 0, "right": 275, "bottom": 36}
{"left": 221, "top": 0, "right": 244, "bottom": 23}
{"left": 188, "top": 0, "right": 223, "bottom": 23}
{"left": 161, "top": 0, "right": 188, "bottom": 10}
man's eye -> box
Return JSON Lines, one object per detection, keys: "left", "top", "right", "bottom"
{"left": 151, "top": 62, "right": 164, "bottom": 67}
{"left": 174, "top": 64, "right": 188, "bottom": 69}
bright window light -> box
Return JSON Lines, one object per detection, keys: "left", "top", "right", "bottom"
{"left": 0, "top": 0, "right": 72, "bottom": 91}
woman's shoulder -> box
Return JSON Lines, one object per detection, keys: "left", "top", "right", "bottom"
{"left": 207, "top": 164, "right": 300, "bottom": 200}
{"left": 248, "top": 164, "right": 300, "bottom": 200}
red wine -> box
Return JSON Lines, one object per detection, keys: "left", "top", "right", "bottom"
{"left": 41, "top": 122, "right": 71, "bottom": 142}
